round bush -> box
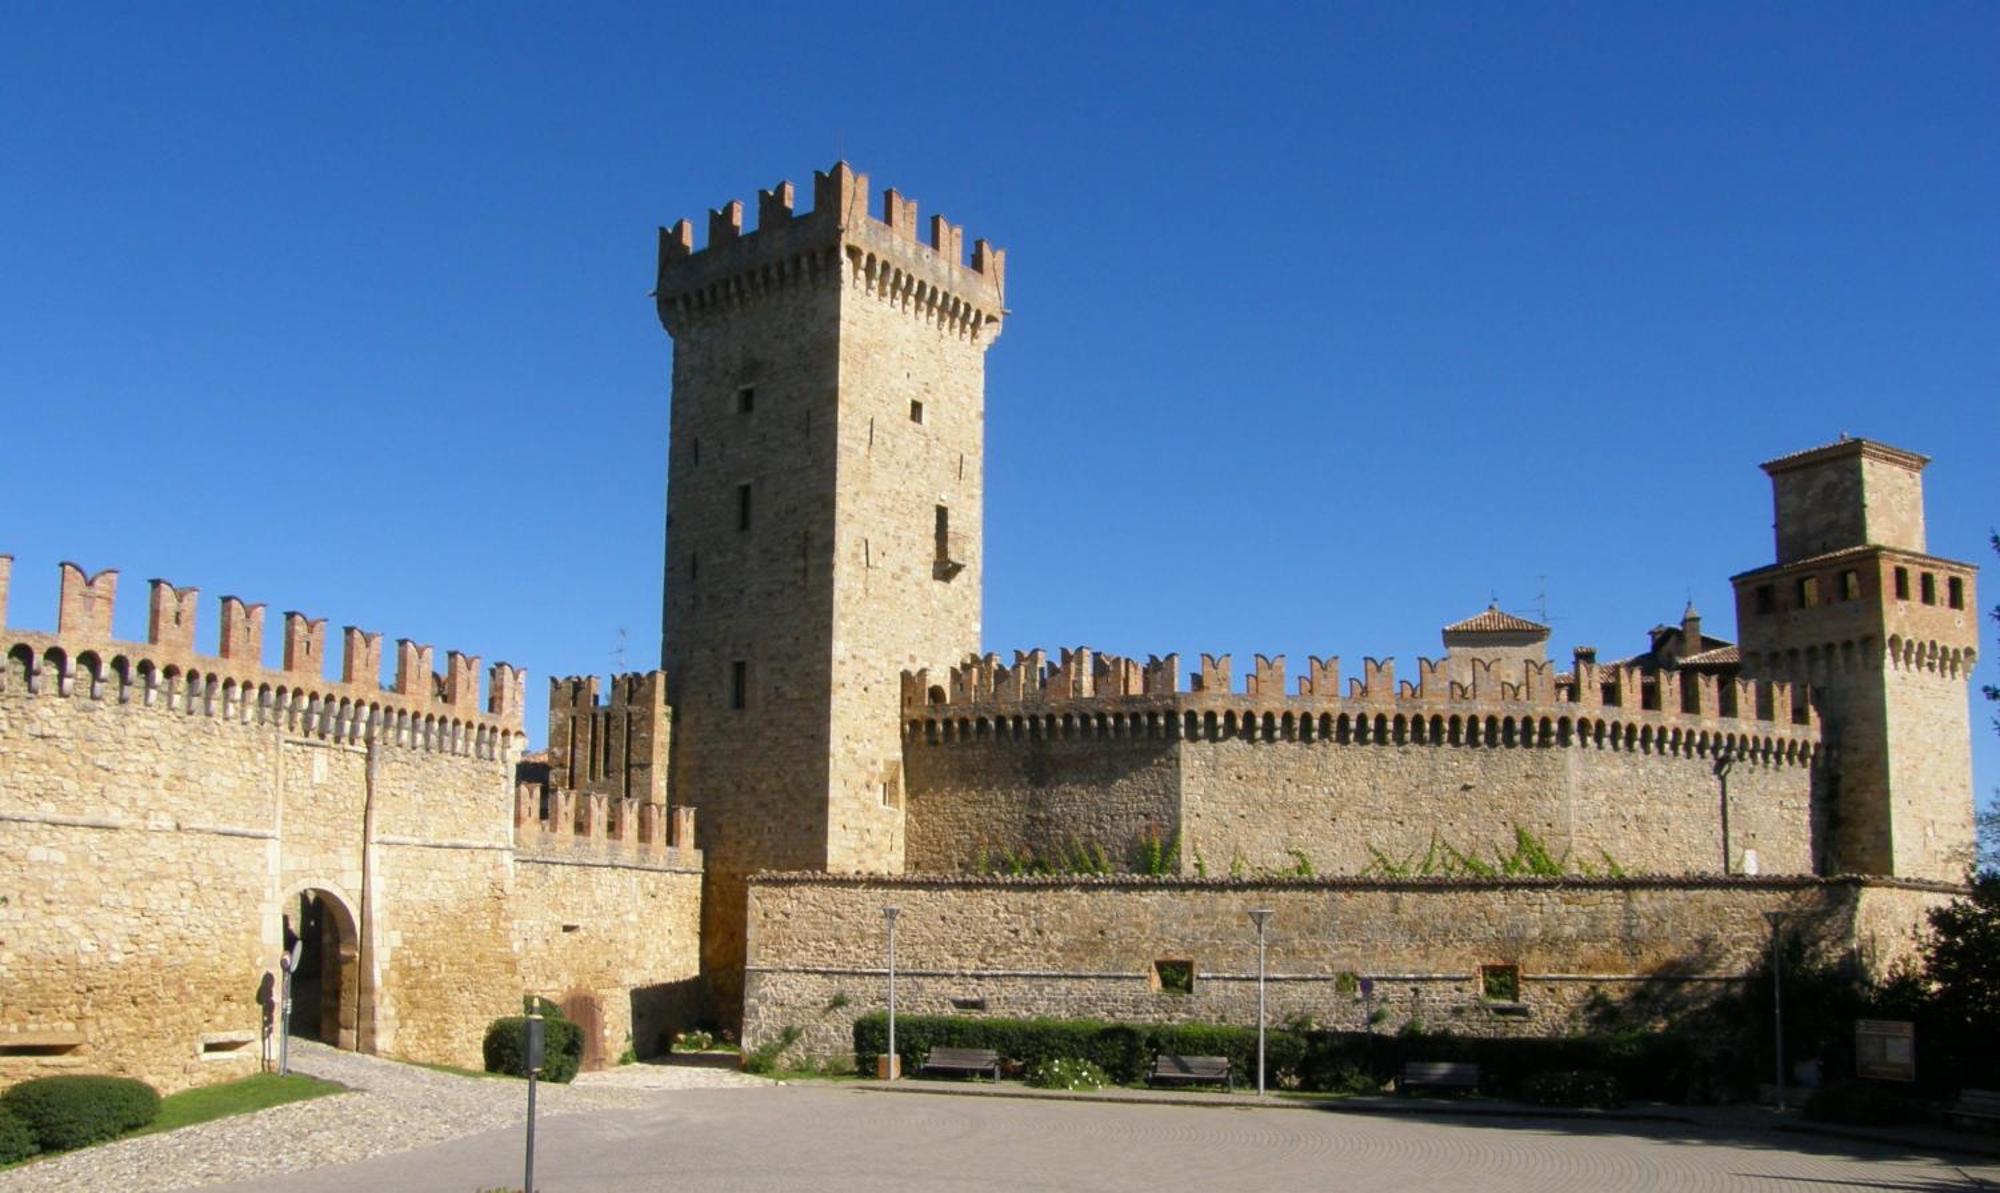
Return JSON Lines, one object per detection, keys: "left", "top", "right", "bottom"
{"left": 482, "top": 1016, "right": 583, "bottom": 1084}
{"left": 1026, "top": 1057, "right": 1107, "bottom": 1091}
{"left": 1, "top": 1075, "right": 160, "bottom": 1152}
{"left": 0, "top": 1105, "right": 39, "bottom": 1165}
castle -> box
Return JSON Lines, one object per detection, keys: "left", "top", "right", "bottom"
{"left": 0, "top": 163, "right": 1981, "bottom": 1090}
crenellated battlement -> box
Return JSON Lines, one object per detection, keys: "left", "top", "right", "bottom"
{"left": 902, "top": 646, "right": 1823, "bottom": 766}
{"left": 544, "top": 669, "right": 673, "bottom": 808}
{"left": 0, "top": 555, "right": 526, "bottom": 754}
{"left": 654, "top": 162, "right": 1005, "bottom": 343}
{"left": 513, "top": 779, "right": 699, "bottom": 872}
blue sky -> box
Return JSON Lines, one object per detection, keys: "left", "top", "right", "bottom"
{"left": 1, "top": 4, "right": 1993, "bottom": 808}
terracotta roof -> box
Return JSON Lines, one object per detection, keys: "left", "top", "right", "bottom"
{"left": 1443, "top": 605, "right": 1549, "bottom": 635}
{"left": 1678, "top": 645, "right": 1742, "bottom": 667}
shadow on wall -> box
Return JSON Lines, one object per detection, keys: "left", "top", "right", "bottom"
{"left": 633, "top": 977, "right": 706, "bottom": 1057}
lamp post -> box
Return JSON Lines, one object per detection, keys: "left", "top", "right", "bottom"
{"left": 1248, "top": 908, "right": 1273, "bottom": 1096}
{"left": 1764, "top": 910, "right": 1787, "bottom": 1112}
{"left": 884, "top": 905, "right": 900, "bottom": 1081}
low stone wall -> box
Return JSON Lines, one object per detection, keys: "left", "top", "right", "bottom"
{"left": 742, "top": 873, "right": 1954, "bottom": 1064}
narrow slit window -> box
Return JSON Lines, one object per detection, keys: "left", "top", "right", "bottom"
{"left": 729, "top": 661, "right": 747, "bottom": 710}
{"left": 909, "top": 399, "right": 925, "bottom": 424}
{"left": 1920, "top": 573, "right": 1936, "bottom": 605}
{"left": 737, "top": 483, "right": 752, "bottom": 532}
{"left": 1754, "top": 585, "right": 1775, "bottom": 615}
{"left": 737, "top": 386, "right": 755, "bottom": 414}
{"left": 1947, "top": 576, "right": 1964, "bottom": 609}
{"left": 1894, "top": 567, "right": 1910, "bottom": 600}
{"left": 691, "top": 437, "right": 700, "bottom": 467}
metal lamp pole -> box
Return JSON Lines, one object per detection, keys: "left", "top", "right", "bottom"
{"left": 1249, "top": 909, "right": 1273, "bottom": 1097}
{"left": 1764, "top": 911, "right": 1787, "bottom": 1113}
{"left": 884, "top": 906, "right": 900, "bottom": 1080}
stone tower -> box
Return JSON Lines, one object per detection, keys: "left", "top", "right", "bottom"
{"left": 1731, "top": 438, "right": 1980, "bottom": 881}
{"left": 654, "top": 164, "right": 1005, "bottom": 1015}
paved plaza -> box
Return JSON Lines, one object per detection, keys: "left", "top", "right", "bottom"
{"left": 4, "top": 1045, "right": 1995, "bottom": 1192}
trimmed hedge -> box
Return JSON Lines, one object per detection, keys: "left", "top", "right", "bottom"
{"left": 1, "top": 1076, "right": 159, "bottom": 1152}
{"left": 0, "top": 1105, "right": 38, "bottom": 1165}
{"left": 855, "top": 1014, "right": 1742, "bottom": 1101}
{"left": 1522, "top": 1069, "right": 1623, "bottom": 1108}
{"left": 483, "top": 1015, "right": 583, "bottom": 1084}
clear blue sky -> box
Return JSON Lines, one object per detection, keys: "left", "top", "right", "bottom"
{"left": 2, "top": 4, "right": 1994, "bottom": 810}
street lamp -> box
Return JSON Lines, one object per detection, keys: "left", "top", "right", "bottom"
{"left": 1764, "top": 910, "right": 1787, "bottom": 1112}
{"left": 1248, "top": 908, "right": 1273, "bottom": 1096}
{"left": 883, "top": 905, "right": 901, "bottom": 1081}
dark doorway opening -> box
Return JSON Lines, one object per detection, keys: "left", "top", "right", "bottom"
{"left": 285, "top": 889, "right": 360, "bottom": 1050}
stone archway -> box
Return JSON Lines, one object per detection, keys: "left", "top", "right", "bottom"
{"left": 285, "top": 888, "right": 361, "bottom": 1050}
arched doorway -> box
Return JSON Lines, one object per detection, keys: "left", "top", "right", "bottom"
{"left": 284, "top": 888, "right": 360, "bottom": 1050}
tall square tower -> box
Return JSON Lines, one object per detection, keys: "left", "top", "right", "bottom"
{"left": 654, "top": 164, "right": 1005, "bottom": 1013}
{"left": 1731, "top": 438, "right": 1979, "bottom": 880}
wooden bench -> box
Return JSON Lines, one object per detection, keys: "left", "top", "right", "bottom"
{"left": 1400, "top": 1061, "right": 1480, "bottom": 1095}
{"left": 1949, "top": 1088, "right": 2000, "bottom": 1128}
{"left": 1148, "top": 1053, "right": 1232, "bottom": 1091}
{"left": 920, "top": 1046, "right": 1001, "bottom": 1081}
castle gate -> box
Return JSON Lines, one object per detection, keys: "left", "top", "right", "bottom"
{"left": 286, "top": 888, "right": 361, "bottom": 1051}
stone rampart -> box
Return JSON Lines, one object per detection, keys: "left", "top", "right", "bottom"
{"left": 0, "top": 555, "right": 701, "bottom": 1092}
{"left": 742, "top": 873, "right": 1955, "bottom": 1064}
{"left": 902, "top": 648, "right": 1825, "bottom": 877}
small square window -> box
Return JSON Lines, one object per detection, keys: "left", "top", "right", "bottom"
{"left": 1920, "top": 573, "right": 1936, "bottom": 605}
{"left": 729, "top": 661, "right": 747, "bottom": 710}
{"left": 909, "top": 399, "right": 924, "bottom": 424}
{"left": 1947, "top": 576, "right": 1964, "bottom": 610}
{"left": 737, "top": 386, "right": 755, "bottom": 414}
{"left": 1152, "top": 959, "right": 1194, "bottom": 995}
{"left": 1480, "top": 963, "right": 1521, "bottom": 1002}
{"left": 1894, "top": 567, "right": 1910, "bottom": 600}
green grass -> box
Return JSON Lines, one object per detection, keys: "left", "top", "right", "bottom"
{"left": 131, "top": 1073, "right": 345, "bottom": 1137}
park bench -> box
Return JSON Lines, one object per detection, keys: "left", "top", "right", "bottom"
{"left": 920, "top": 1046, "right": 1001, "bottom": 1081}
{"left": 1948, "top": 1088, "right": 2000, "bottom": 1129}
{"left": 1148, "top": 1053, "right": 1233, "bottom": 1091}
{"left": 1400, "top": 1061, "right": 1480, "bottom": 1095}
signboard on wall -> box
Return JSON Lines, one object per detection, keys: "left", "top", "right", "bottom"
{"left": 1854, "top": 1019, "right": 1915, "bottom": 1082}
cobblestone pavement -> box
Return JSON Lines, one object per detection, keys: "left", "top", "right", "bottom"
{"left": 200, "top": 1080, "right": 2000, "bottom": 1193}
{"left": 0, "top": 1041, "right": 765, "bottom": 1192}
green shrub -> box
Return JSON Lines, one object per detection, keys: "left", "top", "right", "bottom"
{"left": 1521, "top": 1069, "right": 1624, "bottom": 1108}
{"left": 1805, "top": 1080, "right": 1930, "bottom": 1126}
{"left": 1026, "top": 1057, "right": 1107, "bottom": 1090}
{"left": 742, "top": 1025, "right": 802, "bottom": 1075}
{"left": 482, "top": 1016, "right": 582, "bottom": 1083}
{"left": 1, "top": 1075, "right": 159, "bottom": 1152}
{"left": 0, "top": 1105, "right": 39, "bottom": 1165}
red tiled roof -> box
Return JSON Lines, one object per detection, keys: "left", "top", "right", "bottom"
{"left": 1443, "top": 605, "right": 1549, "bottom": 635}
{"left": 1678, "top": 645, "right": 1742, "bottom": 667}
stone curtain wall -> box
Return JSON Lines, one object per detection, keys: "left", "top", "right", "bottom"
{"left": 742, "top": 874, "right": 1949, "bottom": 1064}
{"left": 906, "top": 717, "right": 1815, "bottom": 879}
{"left": 0, "top": 686, "right": 272, "bottom": 1092}
{"left": 906, "top": 734, "right": 1181, "bottom": 871}
{"left": 515, "top": 858, "right": 703, "bottom": 1062}
{"left": 0, "top": 609, "right": 704, "bottom": 1092}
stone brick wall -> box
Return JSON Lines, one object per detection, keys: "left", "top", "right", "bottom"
{"left": 0, "top": 606, "right": 702, "bottom": 1093}
{"left": 742, "top": 873, "right": 1952, "bottom": 1064}
{"left": 904, "top": 693, "right": 1818, "bottom": 879}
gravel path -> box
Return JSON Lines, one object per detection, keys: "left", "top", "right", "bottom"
{"left": 0, "top": 1041, "right": 766, "bottom": 1192}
